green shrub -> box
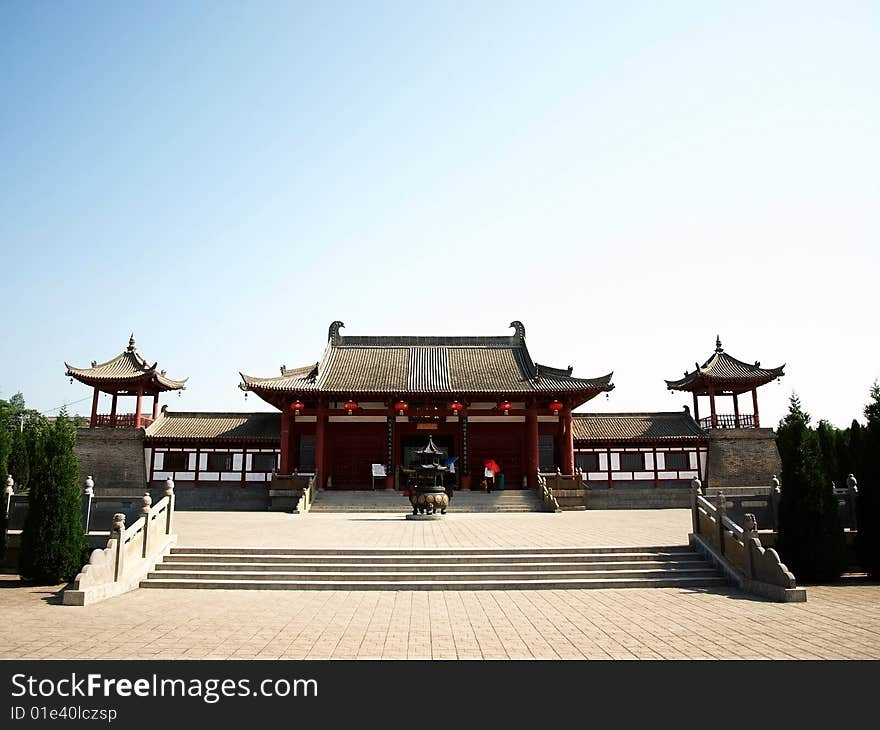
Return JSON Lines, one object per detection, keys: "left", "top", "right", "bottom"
{"left": 17, "top": 412, "right": 85, "bottom": 583}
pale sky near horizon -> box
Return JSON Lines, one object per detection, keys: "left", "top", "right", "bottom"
{"left": 0, "top": 2, "right": 877, "bottom": 428}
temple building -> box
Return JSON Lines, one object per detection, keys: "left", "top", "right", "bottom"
{"left": 65, "top": 324, "right": 783, "bottom": 509}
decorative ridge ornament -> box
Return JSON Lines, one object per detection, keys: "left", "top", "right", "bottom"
{"left": 128, "top": 333, "right": 137, "bottom": 352}
{"left": 715, "top": 335, "right": 723, "bottom": 353}
{"left": 328, "top": 321, "right": 345, "bottom": 344}
{"left": 509, "top": 321, "right": 526, "bottom": 341}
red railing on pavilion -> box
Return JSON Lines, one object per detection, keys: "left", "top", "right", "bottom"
{"left": 698, "top": 414, "right": 756, "bottom": 430}
{"left": 92, "top": 414, "right": 155, "bottom": 429}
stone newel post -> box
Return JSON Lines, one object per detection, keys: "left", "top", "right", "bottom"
{"left": 742, "top": 513, "right": 758, "bottom": 579}
{"left": 81, "top": 476, "right": 95, "bottom": 533}
{"left": 690, "top": 477, "right": 702, "bottom": 534}
{"left": 714, "top": 491, "right": 726, "bottom": 555}
{"left": 164, "top": 478, "right": 175, "bottom": 535}
{"left": 141, "top": 492, "right": 152, "bottom": 558}
{"left": 112, "top": 513, "right": 126, "bottom": 580}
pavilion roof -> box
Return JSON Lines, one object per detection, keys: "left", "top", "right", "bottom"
{"left": 239, "top": 321, "right": 614, "bottom": 407}
{"left": 572, "top": 410, "right": 707, "bottom": 443}
{"left": 664, "top": 337, "right": 784, "bottom": 393}
{"left": 65, "top": 335, "right": 188, "bottom": 393}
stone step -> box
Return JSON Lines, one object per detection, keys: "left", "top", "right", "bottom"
{"left": 163, "top": 552, "right": 703, "bottom": 565}
{"left": 140, "top": 575, "right": 729, "bottom": 591}
{"left": 156, "top": 558, "right": 708, "bottom": 572}
{"left": 149, "top": 543, "right": 724, "bottom": 590}
{"left": 169, "top": 545, "right": 696, "bottom": 556}
{"left": 308, "top": 490, "right": 544, "bottom": 513}
{"left": 147, "top": 567, "right": 720, "bottom": 582}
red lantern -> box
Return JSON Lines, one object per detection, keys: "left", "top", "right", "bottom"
{"left": 343, "top": 400, "right": 359, "bottom": 415}
{"left": 394, "top": 400, "right": 408, "bottom": 416}
{"left": 549, "top": 399, "right": 563, "bottom": 416}
{"left": 449, "top": 400, "right": 464, "bottom": 415}
{"left": 498, "top": 400, "right": 513, "bottom": 415}
{"left": 290, "top": 400, "right": 305, "bottom": 415}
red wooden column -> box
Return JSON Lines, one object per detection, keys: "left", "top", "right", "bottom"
{"left": 315, "top": 399, "right": 327, "bottom": 488}
{"left": 526, "top": 401, "right": 539, "bottom": 488}
{"left": 733, "top": 391, "right": 741, "bottom": 428}
{"left": 135, "top": 385, "right": 143, "bottom": 428}
{"left": 90, "top": 387, "right": 100, "bottom": 428}
{"left": 385, "top": 409, "right": 395, "bottom": 489}
{"left": 152, "top": 394, "right": 160, "bottom": 421}
{"left": 110, "top": 392, "right": 118, "bottom": 427}
{"left": 289, "top": 408, "right": 298, "bottom": 472}
{"left": 279, "top": 400, "right": 291, "bottom": 475}
{"left": 752, "top": 387, "right": 760, "bottom": 427}
{"left": 692, "top": 391, "right": 700, "bottom": 422}
{"left": 709, "top": 387, "right": 717, "bottom": 428}
{"left": 560, "top": 404, "right": 574, "bottom": 475}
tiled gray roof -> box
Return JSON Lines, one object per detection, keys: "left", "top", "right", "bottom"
{"left": 572, "top": 411, "right": 706, "bottom": 442}
{"left": 240, "top": 321, "right": 614, "bottom": 398}
{"left": 66, "top": 336, "right": 187, "bottom": 391}
{"left": 145, "top": 411, "right": 280, "bottom": 442}
{"left": 666, "top": 337, "right": 784, "bottom": 391}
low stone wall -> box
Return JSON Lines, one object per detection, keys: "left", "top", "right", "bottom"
{"left": 146, "top": 481, "right": 270, "bottom": 511}
{"left": 585, "top": 488, "right": 691, "bottom": 509}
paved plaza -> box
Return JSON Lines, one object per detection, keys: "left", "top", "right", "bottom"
{"left": 2, "top": 510, "right": 880, "bottom": 660}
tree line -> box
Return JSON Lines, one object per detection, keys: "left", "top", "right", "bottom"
{"left": 776, "top": 383, "right": 880, "bottom": 581}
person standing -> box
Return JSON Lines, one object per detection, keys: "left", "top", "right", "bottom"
{"left": 484, "top": 464, "right": 494, "bottom": 492}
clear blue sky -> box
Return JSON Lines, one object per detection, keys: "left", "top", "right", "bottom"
{"left": 1, "top": 2, "right": 877, "bottom": 427}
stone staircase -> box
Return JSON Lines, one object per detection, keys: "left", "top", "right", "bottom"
{"left": 141, "top": 545, "right": 728, "bottom": 591}
{"left": 308, "top": 489, "right": 544, "bottom": 513}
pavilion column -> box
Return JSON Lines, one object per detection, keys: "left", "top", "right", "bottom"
{"left": 752, "top": 388, "right": 760, "bottom": 428}
{"left": 692, "top": 391, "right": 700, "bottom": 422}
{"left": 135, "top": 385, "right": 143, "bottom": 428}
{"left": 279, "top": 401, "right": 291, "bottom": 475}
{"left": 152, "top": 394, "right": 159, "bottom": 421}
{"left": 90, "top": 387, "right": 100, "bottom": 428}
{"left": 733, "top": 392, "right": 741, "bottom": 428}
{"left": 709, "top": 387, "right": 717, "bottom": 428}
{"left": 315, "top": 399, "right": 327, "bottom": 489}
{"left": 526, "top": 401, "right": 539, "bottom": 488}
{"left": 110, "top": 392, "right": 118, "bottom": 427}
{"left": 560, "top": 404, "right": 574, "bottom": 475}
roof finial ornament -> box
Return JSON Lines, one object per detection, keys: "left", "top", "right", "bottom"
{"left": 509, "top": 321, "right": 526, "bottom": 341}
{"left": 128, "top": 333, "right": 137, "bottom": 352}
{"left": 328, "top": 321, "right": 345, "bottom": 344}
{"left": 715, "top": 335, "right": 723, "bottom": 353}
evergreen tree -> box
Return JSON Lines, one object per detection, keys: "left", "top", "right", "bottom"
{"left": 0, "top": 425, "right": 9, "bottom": 488}
{"left": 776, "top": 394, "right": 846, "bottom": 582}
{"left": 17, "top": 411, "right": 86, "bottom": 583}
{"left": 858, "top": 383, "right": 880, "bottom": 576}
{"left": 816, "top": 420, "right": 840, "bottom": 488}
{"left": 7, "top": 429, "right": 30, "bottom": 492}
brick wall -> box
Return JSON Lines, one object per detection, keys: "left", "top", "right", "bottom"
{"left": 706, "top": 428, "right": 781, "bottom": 488}
{"left": 75, "top": 429, "right": 147, "bottom": 495}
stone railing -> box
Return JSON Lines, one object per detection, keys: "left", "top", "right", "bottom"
{"left": 536, "top": 473, "right": 561, "bottom": 513}
{"left": 698, "top": 414, "right": 756, "bottom": 430}
{"left": 689, "top": 478, "right": 805, "bottom": 602}
{"left": 62, "top": 478, "right": 177, "bottom": 606}
{"left": 295, "top": 474, "right": 318, "bottom": 514}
